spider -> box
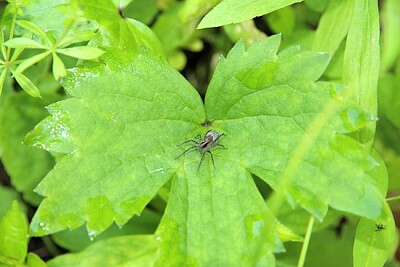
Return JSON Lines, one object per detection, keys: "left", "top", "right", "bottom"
{"left": 175, "top": 130, "right": 225, "bottom": 173}
{"left": 375, "top": 223, "right": 386, "bottom": 232}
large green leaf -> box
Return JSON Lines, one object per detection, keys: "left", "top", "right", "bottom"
{"left": 26, "top": 47, "right": 204, "bottom": 237}
{"left": 205, "top": 35, "right": 383, "bottom": 220}
{"left": 26, "top": 35, "right": 384, "bottom": 266}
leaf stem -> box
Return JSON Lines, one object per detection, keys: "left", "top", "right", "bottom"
{"left": 386, "top": 195, "right": 400, "bottom": 202}
{"left": 268, "top": 90, "right": 343, "bottom": 215}
{"left": 6, "top": 8, "right": 18, "bottom": 60}
{"left": 297, "top": 216, "right": 315, "bottom": 267}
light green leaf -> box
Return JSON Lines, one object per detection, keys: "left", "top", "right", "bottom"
{"left": 16, "top": 20, "right": 52, "bottom": 45}
{"left": 4, "top": 37, "right": 48, "bottom": 49}
{"left": 0, "top": 69, "right": 7, "bottom": 95}
{"left": 152, "top": 0, "right": 218, "bottom": 54}
{"left": 26, "top": 33, "right": 385, "bottom": 265}
{"left": 304, "top": 0, "right": 329, "bottom": 12}
{"left": 342, "top": 0, "right": 380, "bottom": 144}
{"left": 0, "top": 186, "right": 19, "bottom": 220}
{"left": 56, "top": 46, "right": 105, "bottom": 60}
{"left": 14, "top": 50, "right": 51, "bottom": 75}
{"left": 197, "top": 0, "right": 302, "bottom": 29}
{"left": 26, "top": 252, "right": 47, "bottom": 267}
{"left": 155, "top": 164, "right": 280, "bottom": 266}
{"left": 123, "top": 0, "right": 158, "bottom": 24}
{"left": 312, "top": 0, "right": 354, "bottom": 52}
{"left": 0, "top": 93, "right": 58, "bottom": 205}
{"left": 57, "top": 32, "right": 96, "bottom": 48}
{"left": 265, "top": 6, "right": 296, "bottom": 35}
{"left": 26, "top": 45, "right": 280, "bottom": 265}
{"left": 205, "top": 35, "right": 383, "bottom": 220}
{"left": 353, "top": 203, "right": 396, "bottom": 267}
{"left": 111, "top": 0, "right": 133, "bottom": 8}
{"left": 23, "top": 0, "right": 97, "bottom": 40}
{"left": 0, "top": 28, "right": 6, "bottom": 59}
{"left": 47, "top": 235, "right": 158, "bottom": 267}
{"left": 52, "top": 52, "right": 67, "bottom": 80}
{"left": 13, "top": 72, "right": 41, "bottom": 97}
{"left": 0, "top": 201, "right": 28, "bottom": 265}
{"left": 223, "top": 20, "right": 266, "bottom": 46}
{"left": 381, "top": 0, "right": 400, "bottom": 72}
{"left": 79, "top": 0, "right": 164, "bottom": 56}
{"left": 27, "top": 47, "right": 204, "bottom": 237}
{"left": 51, "top": 209, "right": 161, "bottom": 252}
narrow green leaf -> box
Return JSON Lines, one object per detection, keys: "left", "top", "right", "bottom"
{"left": 52, "top": 53, "right": 67, "bottom": 80}
{"left": 0, "top": 201, "right": 28, "bottom": 264}
{"left": 47, "top": 236, "right": 158, "bottom": 267}
{"left": 380, "top": 0, "right": 400, "bottom": 71}
{"left": 312, "top": 0, "right": 354, "bottom": 52}
{"left": 14, "top": 50, "right": 51, "bottom": 74}
{"left": 13, "top": 72, "right": 41, "bottom": 97}
{"left": 0, "top": 69, "right": 7, "bottom": 95}
{"left": 342, "top": 0, "right": 380, "bottom": 144}
{"left": 16, "top": 20, "right": 52, "bottom": 45}
{"left": 197, "top": 0, "right": 303, "bottom": 29}
{"left": 4, "top": 37, "right": 48, "bottom": 49}
{"left": 0, "top": 28, "right": 6, "bottom": 59}
{"left": 353, "top": 203, "right": 396, "bottom": 267}
{"left": 57, "top": 32, "right": 95, "bottom": 48}
{"left": 56, "top": 46, "right": 105, "bottom": 60}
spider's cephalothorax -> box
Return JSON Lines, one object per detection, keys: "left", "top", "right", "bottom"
{"left": 375, "top": 223, "right": 386, "bottom": 232}
{"left": 175, "top": 130, "right": 225, "bottom": 173}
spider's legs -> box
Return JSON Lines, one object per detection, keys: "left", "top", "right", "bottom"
{"left": 175, "top": 146, "right": 196, "bottom": 159}
{"left": 214, "top": 144, "right": 225, "bottom": 149}
{"left": 177, "top": 139, "right": 197, "bottom": 146}
{"left": 197, "top": 152, "right": 206, "bottom": 173}
{"left": 207, "top": 151, "right": 215, "bottom": 169}
{"left": 214, "top": 133, "right": 226, "bottom": 143}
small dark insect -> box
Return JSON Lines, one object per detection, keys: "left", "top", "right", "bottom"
{"left": 375, "top": 223, "right": 386, "bottom": 232}
{"left": 175, "top": 130, "right": 225, "bottom": 173}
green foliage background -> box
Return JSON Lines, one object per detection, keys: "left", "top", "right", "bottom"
{"left": 0, "top": 0, "right": 399, "bottom": 266}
